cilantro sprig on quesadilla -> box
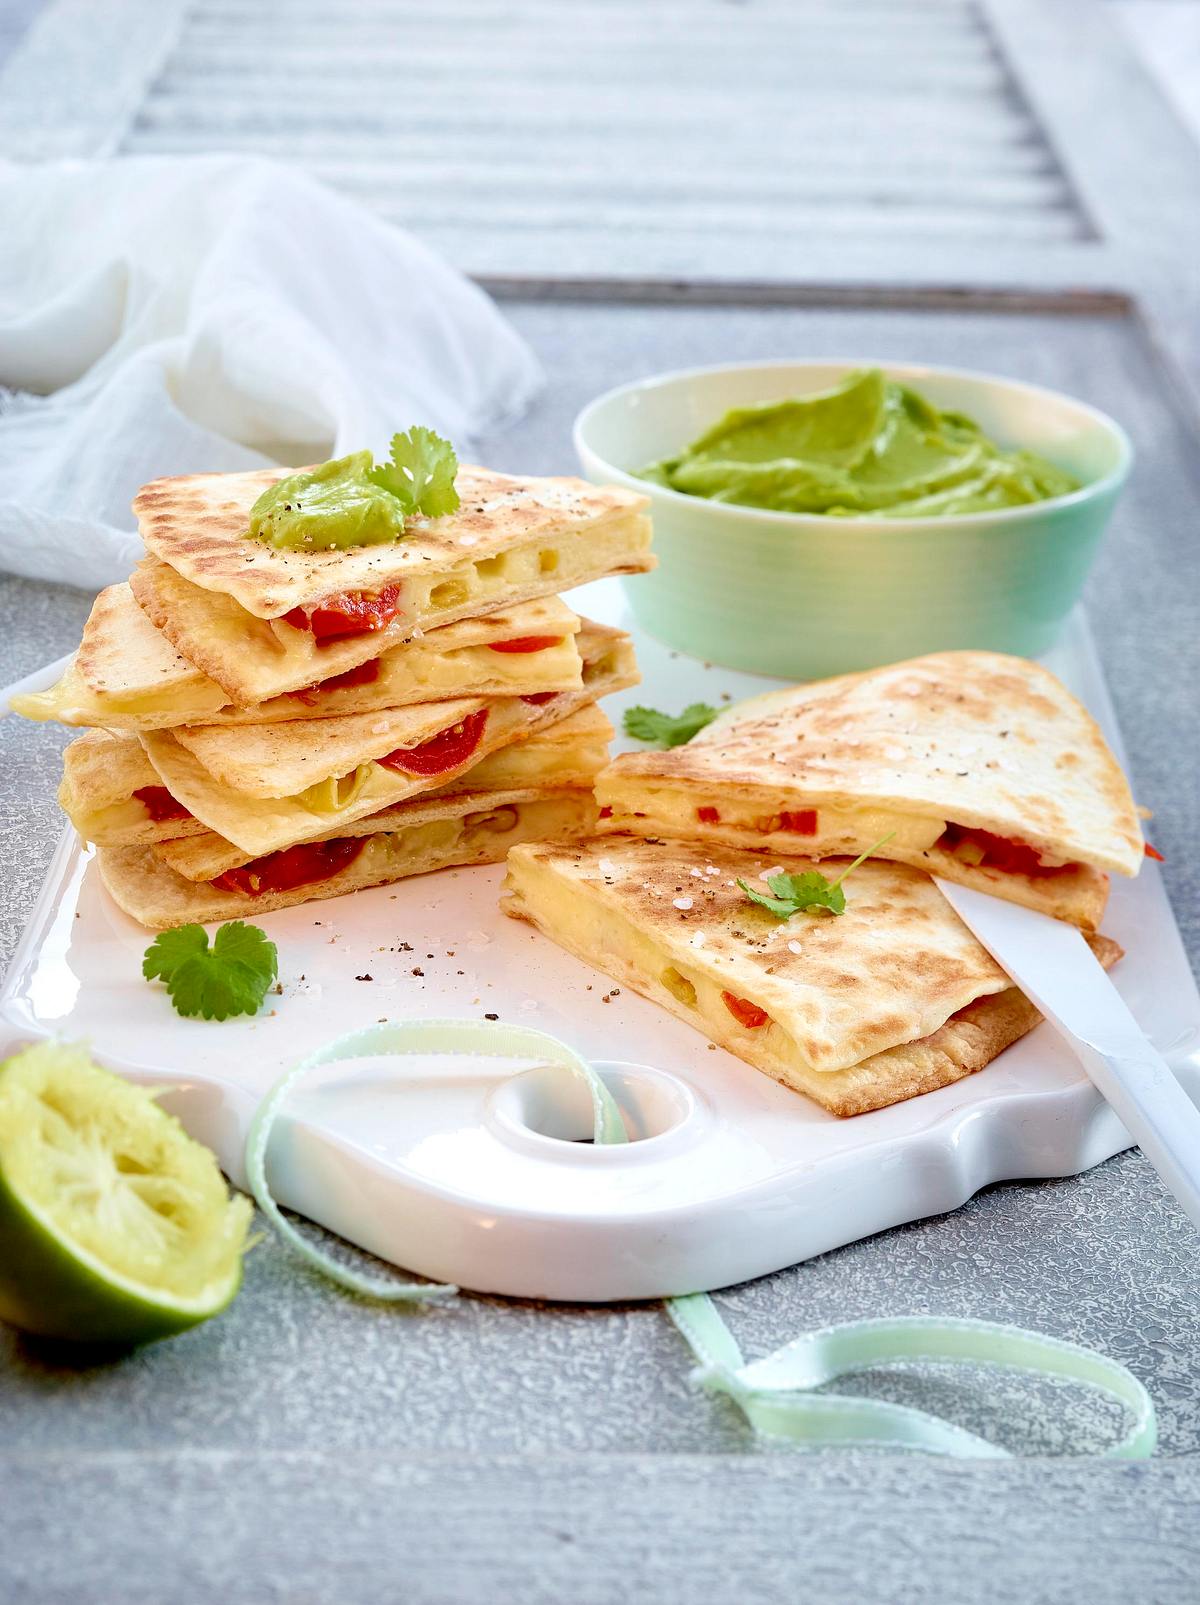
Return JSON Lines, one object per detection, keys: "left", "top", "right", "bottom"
{"left": 738, "top": 833, "right": 895, "bottom": 918}
{"left": 247, "top": 428, "right": 461, "bottom": 552}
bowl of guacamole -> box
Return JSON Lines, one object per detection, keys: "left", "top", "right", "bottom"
{"left": 574, "top": 361, "right": 1131, "bottom": 679}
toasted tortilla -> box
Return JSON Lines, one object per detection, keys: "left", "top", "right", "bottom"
{"left": 501, "top": 836, "right": 1122, "bottom": 1116}
{"left": 130, "top": 465, "right": 653, "bottom": 702}
{"left": 140, "top": 635, "right": 636, "bottom": 857}
{"left": 100, "top": 790, "right": 599, "bottom": 930}
{"left": 155, "top": 706, "right": 613, "bottom": 882}
{"left": 60, "top": 730, "right": 209, "bottom": 847}
{"left": 61, "top": 704, "right": 611, "bottom": 855}
{"left": 13, "top": 585, "right": 584, "bottom": 730}
{"left": 597, "top": 651, "right": 1143, "bottom": 931}
{"left": 161, "top": 619, "right": 629, "bottom": 797}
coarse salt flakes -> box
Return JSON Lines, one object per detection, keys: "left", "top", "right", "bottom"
{"left": 689, "top": 867, "right": 704, "bottom": 878}
{"left": 673, "top": 896, "right": 694, "bottom": 911}
{"left": 597, "top": 858, "right": 618, "bottom": 878}
{"left": 759, "top": 866, "right": 784, "bottom": 882}
{"left": 787, "top": 940, "right": 802, "bottom": 955}
{"left": 690, "top": 931, "right": 708, "bottom": 948}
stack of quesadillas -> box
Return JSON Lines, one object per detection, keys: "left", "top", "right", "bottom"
{"left": 503, "top": 651, "right": 1146, "bottom": 1115}
{"left": 15, "top": 462, "right": 653, "bottom": 926}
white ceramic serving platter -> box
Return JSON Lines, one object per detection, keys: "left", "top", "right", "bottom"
{"left": 3, "top": 583, "right": 1198, "bottom": 1302}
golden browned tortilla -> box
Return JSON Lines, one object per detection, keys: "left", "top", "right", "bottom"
{"left": 154, "top": 706, "right": 614, "bottom": 882}
{"left": 61, "top": 705, "right": 612, "bottom": 859}
{"left": 13, "top": 584, "right": 585, "bottom": 731}
{"left": 501, "top": 836, "right": 1122, "bottom": 1116}
{"left": 133, "top": 463, "right": 652, "bottom": 616}
{"left": 100, "top": 790, "right": 599, "bottom": 930}
{"left": 138, "top": 639, "right": 636, "bottom": 858}
{"left": 597, "top": 651, "right": 1144, "bottom": 931}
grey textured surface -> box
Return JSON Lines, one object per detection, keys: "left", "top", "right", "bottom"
{"left": 3, "top": 300, "right": 1200, "bottom": 1600}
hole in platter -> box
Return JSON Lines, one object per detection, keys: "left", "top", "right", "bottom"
{"left": 489, "top": 1062, "right": 692, "bottom": 1148}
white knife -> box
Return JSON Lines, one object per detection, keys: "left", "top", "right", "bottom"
{"left": 935, "top": 878, "right": 1200, "bottom": 1232}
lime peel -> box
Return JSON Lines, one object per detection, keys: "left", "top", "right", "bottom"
{"left": 246, "top": 1019, "right": 628, "bottom": 1303}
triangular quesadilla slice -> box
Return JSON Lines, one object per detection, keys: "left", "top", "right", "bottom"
{"left": 129, "top": 465, "right": 653, "bottom": 702}
{"left": 13, "top": 584, "right": 585, "bottom": 731}
{"left": 59, "top": 729, "right": 211, "bottom": 848}
{"left": 501, "top": 837, "right": 1122, "bottom": 1116}
{"left": 154, "top": 706, "right": 613, "bottom": 883}
{"left": 60, "top": 706, "right": 611, "bottom": 854}
{"left": 597, "top": 652, "right": 1144, "bottom": 931}
{"left": 99, "top": 788, "right": 598, "bottom": 930}
{"left": 139, "top": 626, "right": 636, "bottom": 857}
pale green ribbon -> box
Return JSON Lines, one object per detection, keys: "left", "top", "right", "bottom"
{"left": 246, "top": 1019, "right": 1157, "bottom": 1458}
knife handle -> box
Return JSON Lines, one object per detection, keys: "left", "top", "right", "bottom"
{"left": 1072, "top": 1038, "right": 1200, "bottom": 1231}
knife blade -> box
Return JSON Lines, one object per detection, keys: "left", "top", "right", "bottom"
{"left": 935, "top": 877, "right": 1200, "bottom": 1232}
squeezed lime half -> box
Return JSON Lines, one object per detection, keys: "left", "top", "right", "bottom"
{"left": 0, "top": 1042, "right": 251, "bottom": 1345}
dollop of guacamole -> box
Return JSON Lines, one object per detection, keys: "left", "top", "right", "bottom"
{"left": 640, "top": 369, "right": 1080, "bottom": 517}
{"left": 247, "top": 452, "right": 407, "bottom": 551}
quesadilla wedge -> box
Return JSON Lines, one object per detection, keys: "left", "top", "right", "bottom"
{"left": 597, "top": 652, "right": 1144, "bottom": 931}
{"left": 100, "top": 790, "right": 599, "bottom": 930}
{"left": 13, "top": 584, "right": 585, "bottom": 731}
{"left": 501, "top": 837, "right": 1122, "bottom": 1116}
{"left": 59, "top": 729, "right": 210, "bottom": 847}
{"left": 61, "top": 706, "right": 612, "bottom": 853}
{"left": 139, "top": 625, "right": 637, "bottom": 857}
{"left": 154, "top": 706, "right": 614, "bottom": 883}
{"left": 129, "top": 465, "right": 653, "bottom": 702}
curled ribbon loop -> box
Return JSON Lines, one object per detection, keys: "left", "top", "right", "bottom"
{"left": 247, "top": 1019, "right": 1156, "bottom": 1457}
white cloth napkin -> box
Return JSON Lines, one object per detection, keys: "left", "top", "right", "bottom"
{"left": 0, "top": 156, "right": 543, "bottom": 590}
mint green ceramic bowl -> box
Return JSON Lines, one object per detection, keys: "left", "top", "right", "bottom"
{"left": 573, "top": 360, "right": 1131, "bottom": 678}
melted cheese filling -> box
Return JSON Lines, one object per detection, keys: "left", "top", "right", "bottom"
{"left": 210, "top": 795, "right": 597, "bottom": 894}
{"left": 18, "top": 627, "right": 582, "bottom": 731}
{"left": 65, "top": 797, "right": 161, "bottom": 840}
{"left": 504, "top": 860, "right": 829, "bottom": 1077}
{"left": 598, "top": 783, "right": 945, "bottom": 855}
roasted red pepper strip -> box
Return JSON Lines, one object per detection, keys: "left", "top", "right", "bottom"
{"left": 598, "top": 805, "right": 613, "bottom": 820}
{"left": 212, "top": 837, "right": 366, "bottom": 897}
{"left": 282, "top": 584, "right": 403, "bottom": 642}
{"left": 697, "top": 805, "right": 720, "bottom": 824}
{"left": 1144, "top": 841, "right": 1165, "bottom": 862}
{"left": 377, "top": 708, "right": 489, "bottom": 777}
{"left": 520, "top": 691, "right": 560, "bottom": 707}
{"left": 779, "top": 809, "right": 817, "bottom": 835}
{"left": 132, "top": 786, "right": 192, "bottom": 824}
{"left": 721, "top": 991, "right": 770, "bottom": 1030}
{"left": 938, "top": 824, "right": 1060, "bottom": 878}
{"left": 487, "top": 635, "right": 564, "bottom": 654}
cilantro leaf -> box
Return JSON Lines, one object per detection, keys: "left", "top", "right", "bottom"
{"left": 367, "top": 426, "right": 460, "bottom": 518}
{"left": 738, "top": 870, "right": 847, "bottom": 918}
{"left": 623, "top": 702, "right": 718, "bottom": 748}
{"left": 737, "top": 832, "right": 897, "bottom": 920}
{"left": 143, "top": 921, "right": 279, "bottom": 1021}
